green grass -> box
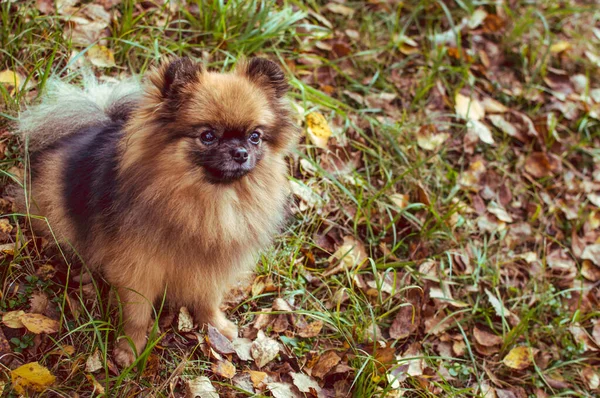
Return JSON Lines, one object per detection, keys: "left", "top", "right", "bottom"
{"left": 1, "top": 0, "right": 600, "bottom": 396}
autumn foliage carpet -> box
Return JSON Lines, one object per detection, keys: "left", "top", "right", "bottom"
{"left": 1, "top": 0, "right": 600, "bottom": 397}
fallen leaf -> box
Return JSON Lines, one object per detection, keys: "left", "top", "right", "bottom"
{"left": 11, "top": 362, "right": 56, "bottom": 394}
{"left": 525, "top": 152, "right": 562, "bottom": 178}
{"left": 2, "top": 310, "right": 25, "bottom": 328}
{"left": 489, "top": 115, "right": 518, "bottom": 137}
{"left": 569, "top": 324, "right": 598, "bottom": 352}
{"left": 582, "top": 244, "right": 600, "bottom": 265}
{"left": 325, "top": 3, "right": 355, "bottom": 17}
{"left": 305, "top": 112, "right": 332, "bottom": 149}
{"left": 390, "top": 193, "right": 410, "bottom": 209}
{"left": 417, "top": 125, "right": 449, "bottom": 151}
{"left": 20, "top": 313, "right": 59, "bottom": 334}
{"left": 29, "top": 291, "right": 49, "bottom": 314}
{"left": 232, "top": 337, "right": 253, "bottom": 361}
{"left": 207, "top": 324, "right": 235, "bottom": 355}
{"left": 212, "top": 359, "right": 236, "bottom": 379}
{"left": 85, "top": 349, "right": 103, "bottom": 373}
{"left": 266, "top": 381, "right": 302, "bottom": 398}
{"left": 311, "top": 350, "right": 341, "bottom": 379}
{"left": 582, "top": 367, "right": 600, "bottom": 390}
{"left": 178, "top": 307, "right": 194, "bottom": 332}
{"left": 389, "top": 304, "right": 418, "bottom": 340}
{"left": 48, "top": 345, "right": 75, "bottom": 356}
{"left": 485, "top": 289, "right": 520, "bottom": 326}
{"left": 467, "top": 120, "right": 495, "bottom": 145}
{"left": 86, "top": 45, "right": 116, "bottom": 68}
{"left": 297, "top": 320, "right": 323, "bottom": 338}
{"left": 185, "top": 376, "right": 218, "bottom": 398}
{"left": 473, "top": 326, "right": 503, "bottom": 347}
{"left": 291, "top": 372, "right": 321, "bottom": 394}
{"left": 86, "top": 374, "right": 105, "bottom": 394}
{"left": 251, "top": 330, "right": 279, "bottom": 368}
{"left": 324, "top": 235, "right": 368, "bottom": 277}
{"left": 550, "top": 40, "right": 571, "bottom": 53}
{"left": 455, "top": 93, "right": 485, "bottom": 121}
{"left": 0, "top": 69, "right": 23, "bottom": 95}
{"left": 503, "top": 346, "right": 532, "bottom": 370}
{"left": 248, "top": 370, "right": 268, "bottom": 389}
{"left": 0, "top": 328, "right": 11, "bottom": 355}
{"left": 487, "top": 202, "right": 513, "bottom": 223}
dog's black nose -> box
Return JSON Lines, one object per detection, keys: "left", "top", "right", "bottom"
{"left": 231, "top": 147, "right": 248, "bottom": 164}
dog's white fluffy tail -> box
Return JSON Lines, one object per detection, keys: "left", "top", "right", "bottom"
{"left": 19, "top": 75, "right": 141, "bottom": 151}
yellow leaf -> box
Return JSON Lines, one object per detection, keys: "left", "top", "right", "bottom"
{"left": 0, "top": 69, "right": 23, "bottom": 95}
{"left": 2, "top": 310, "right": 25, "bottom": 328}
{"left": 212, "top": 359, "right": 236, "bottom": 379}
{"left": 550, "top": 41, "right": 571, "bottom": 54}
{"left": 503, "top": 346, "right": 532, "bottom": 370}
{"left": 48, "top": 345, "right": 75, "bottom": 356}
{"left": 86, "top": 45, "right": 116, "bottom": 68}
{"left": 305, "top": 112, "right": 332, "bottom": 149}
{"left": 11, "top": 362, "right": 56, "bottom": 394}
{"left": 20, "top": 313, "right": 59, "bottom": 334}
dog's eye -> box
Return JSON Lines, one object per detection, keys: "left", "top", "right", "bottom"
{"left": 248, "top": 131, "right": 261, "bottom": 145}
{"left": 200, "top": 131, "right": 217, "bottom": 145}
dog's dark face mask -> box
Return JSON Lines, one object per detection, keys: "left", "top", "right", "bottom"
{"left": 190, "top": 126, "right": 265, "bottom": 183}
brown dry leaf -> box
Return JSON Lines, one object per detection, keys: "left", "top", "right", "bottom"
{"left": 207, "top": 324, "right": 235, "bottom": 355}
{"left": 20, "top": 313, "right": 59, "bottom": 334}
{"left": 489, "top": 114, "right": 518, "bottom": 137}
{"left": 212, "top": 359, "right": 236, "bottom": 379}
{"left": 324, "top": 235, "right": 368, "bottom": 277}
{"left": 503, "top": 346, "right": 532, "bottom": 370}
{"left": 178, "top": 307, "right": 194, "bottom": 332}
{"left": 311, "top": 350, "right": 341, "bottom": 379}
{"left": 473, "top": 326, "right": 503, "bottom": 347}
{"left": 524, "top": 152, "right": 562, "bottom": 178}
{"left": 485, "top": 289, "right": 520, "bottom": 326}
{"left": 0, "top": 218, "right": 12, "bottom": 234}
{"left": 389, "top": 304, "right": 418, "bottom": 340}
{"left": 86, "top": 45, "right": 116, "bottom": 68}
{"left": 11, "top": 362, "right": 56, "bottom": 394}
{"left": 29, "top": 291, "right": 49, "bottom": 314}
{"left": 455, "top": 93, "right": 485, "bottom": 121}
{"left": 291, "top": 372, "right": 321, "bottom": 394}
{"left": 185, "top": 376, "right": 218, "bottom": 398}
{"left": 297, "top": 320, "right": 323, "bottom": 338}
{"left": 2, "top": 310, "right": 25, "bottom": 328}
{"left": 582, "top": 367, "right": 600, "bottom": 390}
{"left": 305, "top": 112, "right": 332, "bottom": 149}
{"left": 266, "top": 382, "right": 302, "bottom": 398}
{"left": 581, "top": 260, "right": 600, "bottom": 282}
{"left": 325, "top": 3, "right": 355, "bottom": 17}
{"left": 0, "top": 327, "right": 11, "bottom": 355}
{"left": 251, "top": 330, "right": 279, "bottom": 368}
{"left": 85, "top": 349, "right": 103, "bottom": 373}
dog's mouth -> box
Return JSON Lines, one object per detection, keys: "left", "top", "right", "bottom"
{"left": 203, "top": 165, "right": 253, "bottom": 183}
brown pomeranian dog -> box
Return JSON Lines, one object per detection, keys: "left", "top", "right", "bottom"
{"left": 17, "top": 57, "right": 297, "bottom": 367}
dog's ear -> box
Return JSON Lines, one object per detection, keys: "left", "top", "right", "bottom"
{"left": 240, "top": 57, "right": 288, "bottom": 98}
{"left": 153, "top": 57, "right": 202, "bottom": 98}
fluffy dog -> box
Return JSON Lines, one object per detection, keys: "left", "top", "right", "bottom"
{"left": 18, "top": 57, "right": 297, "bottom": 366}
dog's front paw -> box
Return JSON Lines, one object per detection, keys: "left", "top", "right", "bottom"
{"left": 113, "top": 342, "right": 135, "bottom": 368}
{"left": 213, "top": 311, "right": 238, "bottom": 341}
